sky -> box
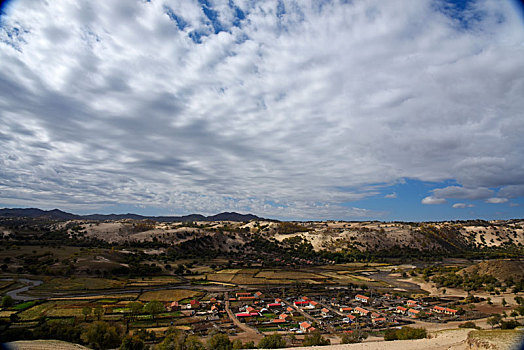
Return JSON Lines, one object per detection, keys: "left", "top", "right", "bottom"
{"left": 0, "top": 0, "right": 523, "bottom": 221}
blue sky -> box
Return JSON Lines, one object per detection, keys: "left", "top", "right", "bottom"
{"left": 0, "top": 0, "right": 523, "bottom": 221}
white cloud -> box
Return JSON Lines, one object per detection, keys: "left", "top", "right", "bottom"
{"left": 452, "top": 203, "right": 474, "bottom": 208}
{"left": 485, "top": 197, "right": 509, "bottom": 204}
{"left": 0, "top": 0, "right": 523, "bottom": 218}
{"left": 385, "top": 193, "right": 397, "bottom": 199}
{"left": 422, "top": 196, "right": 447, "bottom": 205}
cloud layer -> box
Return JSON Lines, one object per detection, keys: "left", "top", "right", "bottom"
{"left": 0, "top": 0, "right": 523, "bottom": 219}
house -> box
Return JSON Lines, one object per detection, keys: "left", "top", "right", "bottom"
{"left": 308, "top": 327, "right": 317, "bottom": 333}
{"left": 236, "top": 292, "right": 252, "bottom": 298}
{"left": 355, "top": 294, "right": 369, "bottom": 303}
{"left": 371, "top": 312, "right": 381, "bottom": 319}
{"left": 272, "top": 318, "right": 287, "bottom": 324}
{"left": 372, "top": 317, "right": 386, "bottom": 323}
{"left": 294, "top": 301, "right": 309, "bottom": 307}
{"left": 238, "top": 296, "right": 255, "bottom": 301}
{"left": 445, "top": 308, "right": 458, "bottom": 315}
{"left": 344, "top": 314, "right": 356, "bottom": 323}
{"left": 275, "top": 298, "right": 282, "bottom": 303}
{"left": 321, "top": 308, "right": 330, "bottom": 316}
{"left": 209, "top": 297, "right": 217, "bottom": 303}
{"left": 254, "top": 291, "right": 264, "bottom": 299}
{"left": 190, "top": 300, "right": 200, "bottom": 309}
{"left": 170, "top": 301, "right": 180, "bottom": 311}
{"left": 396, "top": 306, "right": 407, "bottom": 314}
{"left": 211, "top": 305, "right": 218, "bottom": 312}
{"left": 279, "top": 313, "right": 290, "bottom": 320}
{"left": 246, "top": 306, "right": 256, "bottom": 313}
{"left": 267, "top": 303, "right": 282, "bottom": 308}
{"left": 432, "top": 306, "right": 446, "bottom": 314}
{"left": 407, "top": 308, "right": 420, "bottom": 318}
{"left": 236, "top": 313, "right": 251, "bottom": 317}
{"left": 286, "top": 306, "right": 295, "bottom": 313}
{"left": 309, "top": 300, "right": 319, "bottom": 308}
{"left": 354, "top": 307, "right": 369, "bottom": 316}
{"left": 407, "top": 300, "right": 418, "bottom": 307}
{"left": 300, "top": 321, "right": 312, "bottom": 332}
{"left": 340, "top": 307, "right": 353, "bottom": 313}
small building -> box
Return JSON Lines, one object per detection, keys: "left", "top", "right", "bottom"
{"left": 432, "top": 306, "right": 446, "bottom": 314}
{"left": 371, "top": 312, "right": 381, "bottom": 319}
{"left": 279, "top": 313, "right": 290, "bottom": 320}
{"left": 396, "top": 306, "right": 407, "bottom": 314}
{"left": 445, "top": 308, "right": 458, "bottom": 315}
{"left": 267, "top": 303, "right": 282, "bottom": 308}
{"left": 354, "top": 307, "right": 369, "bottom": 316}
{"left": 286, "top": 306, "right": 295, "bottom": 313}
{"left": 294, "top": 301, "right": 309, "bottom": 307}
{"left": 340, "top": 307, "right": 352, "bottom": 313}
{"left": 321, "top": 308, "right": 330, "bottom": 316}
{"left": 190, "top": 300, "right": 200, "bottom": 309}
{"left": 407, "top": 308, "right": 420, "bottom": 318}
{"left": 372, "top": 317, "right": 386, "bottom": 323}
{"left": 170, "top": 301, "right": 180, "bottom": 311}
{"left": 272, "top": 318, "right": 286, "bottom": 324}
{"left": 236, "top": 292, "right": 252, "bottom": 298}
{"left": 254, "top": 291, "right": 264, "bottom": 299}
{"left": 355, "top": 294, "right": 369, "bottom": 303}
{"left": 407, "top": 300, "right": 418, "bottom": 307}
{"left": 309, "top": 300, "right": 319, "bottom": 308}
{"left": 300, "top": 321, "right": 312, "bottom": 332}
{"left": 238, "top": 296, "right": 255, "bottom": 301}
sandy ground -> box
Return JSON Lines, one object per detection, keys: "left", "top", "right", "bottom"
{"left": 283, "top": 329, "right": 472, "bottom": 350}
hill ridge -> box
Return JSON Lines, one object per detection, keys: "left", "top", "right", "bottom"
{"left": 0, "top": 207, "right": 263, "bottom": 222}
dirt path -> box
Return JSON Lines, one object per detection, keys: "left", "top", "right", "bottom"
{"left": 224, "top": 292, "right": 263, "bottom": 343}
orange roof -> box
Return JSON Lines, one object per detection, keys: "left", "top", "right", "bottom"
{"left": 300, "top": 321, "right": 312, "bottom": 329}
{"left": 408, "top": 308, "right": 420, "bottom": 314}
{"left": 321, "top": 308, "right": 330, "bottom": 313}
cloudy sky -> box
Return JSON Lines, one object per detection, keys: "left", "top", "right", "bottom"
{"left": 1, "top": 0, "right": 523, "bottom": 221}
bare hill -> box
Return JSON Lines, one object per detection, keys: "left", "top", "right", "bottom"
{"left": 459, "top": 260, "right": 524, "bottom": 281}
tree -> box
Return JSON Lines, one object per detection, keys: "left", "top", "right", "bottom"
{"left": 82, "top": 306, "right": 92, "bottom": 321}
{"left": 258, "top": 334, "right": 286, "bottom": 349}
{"left": 487, "top": 314, "right": 502, "bottom": 328}
{"left": 302, "top": 331, "right": 330, "bottom": 346}
{"left": 94, "top": 305, "right": 104, "bottom": 320}
{"left": 144, "top": 300, "right": 165, "bottom": 325}
{"left": 208, "top": 333, "right": 232, "bottom": 350}
{"left": 1, "top": 295, "right": 14, "bottom": 307}
{"left": 81, "top": 321, "right": 121, "bottom": 350}
{"left": 120, "top": 335, "right": 144, "bottom": 350}
{"left": 128, "top": 301, "right": 143, "bottom": 320}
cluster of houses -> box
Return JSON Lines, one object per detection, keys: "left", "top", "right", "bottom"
{"left": 161, "top": 288, "right": 463, "bottom": 337}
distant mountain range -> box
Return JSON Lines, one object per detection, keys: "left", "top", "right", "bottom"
{"left": 0, "top": 208, "right": 263, "bottom": 222}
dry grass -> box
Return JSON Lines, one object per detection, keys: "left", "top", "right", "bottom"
{"left": 33, "top": 277, "right": 125, "bottom": 292}
{"left": 8, "top": 340, "right": 89, "bottom": 350}
{"left": 255, "top": 271, "right": 323, "bottom": 280}
{"left": 139, "top": 289, "right": 200, "bottom": 302}
{"left": 50, "top": 293, "right": 139, "bottom": 301}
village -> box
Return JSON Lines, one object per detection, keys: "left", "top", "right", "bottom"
{"left": 155, "top": 285, "right": 470, "bottom": 343}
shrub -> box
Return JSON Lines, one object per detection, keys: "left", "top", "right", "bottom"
{"left": 458, "top": 321, "right": 479, "bottom": 329}
{"left": 384, "top": 327, "right": 426, "bottom": 341}
{"left": 258, "top": 334, "right": 286, "bottom": 349}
